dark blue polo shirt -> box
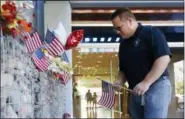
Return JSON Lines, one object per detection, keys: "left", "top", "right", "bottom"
{"left": 118, "top": 23, "right": 172, "bottom": 89}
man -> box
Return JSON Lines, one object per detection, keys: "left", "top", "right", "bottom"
{"left": 111, "top": 8, "right": 172, "bottom": 118}
{"left": 85, "top": 89, "right": 92, "bottom": 108}
{"left": 92, "top": 92, "right": 97, "bottom": 108}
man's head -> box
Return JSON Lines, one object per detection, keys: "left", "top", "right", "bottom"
{"left": 111, "top": 8, "right": 138, "bottom": 39}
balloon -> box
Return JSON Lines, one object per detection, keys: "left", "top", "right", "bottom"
{"left": 53, "top": 22, "right": 67, "bottom": 46}
{"left": 65, "top": 29, "right": 84, "bottom": 50}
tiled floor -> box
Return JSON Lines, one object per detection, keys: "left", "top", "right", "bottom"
{"left": 83, "top": 107, "right": 112, "bottom": 118}
{"left": 80, "top": 95, "right": 112, "bottom": 118}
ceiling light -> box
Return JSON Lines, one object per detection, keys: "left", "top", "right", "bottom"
{"left": 116, "top": 37, "right": 120, "bottom": 42}
{"left": 98, "top": 55, "right": 103, "bottom": 58}
{"left": 108, "top": 37, "right": 112, "bottom": 42}
{"left": 93, "top": 37, "right": 98, "bottom": 42}
{"left": 76, "top": 55, "right": 82, "bottom": 58}
{"left": 100, "top": 37, "right": 105, "bottom": 42}
{"left": 85, "top": 38, "right": 90, "bottom": 42}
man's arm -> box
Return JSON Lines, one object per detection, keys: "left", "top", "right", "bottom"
{"left": 133, "top": 55, "right": 170, "bottom": 95}
{"left": 133, "top": 27, "right": 172, "bottom": 96}
{"left": 143, "top": 55, "right": 170, "bottom": 85}
{"left": 118, "top": 71, "right": 127, "bottom": 85}
{"left": 113, "top": 71, "right": 127, "bottom": 91}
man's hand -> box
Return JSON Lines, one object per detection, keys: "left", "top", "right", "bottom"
{"left": 133, "top": 55, "right": 170, "bottom": 96}
{"left": 113, "top": 80, "right": 122, "bottom": 92}
{"left": 133, "top": 81, "right": 151, "bottom": 96}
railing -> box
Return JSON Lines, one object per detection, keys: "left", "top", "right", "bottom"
{"left": 113, "top": 87, "right": 130, "bottom": 118}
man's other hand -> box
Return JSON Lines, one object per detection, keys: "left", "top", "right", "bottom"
{"left": 133, "top": 81, "right": 150, "bottom": 96}
{"left": 113, "top": 80, "right": 122, "bottom": 92}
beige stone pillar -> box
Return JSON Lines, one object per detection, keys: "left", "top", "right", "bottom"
{"left": 167, "top": 63, "right": 177, "bottom": 118}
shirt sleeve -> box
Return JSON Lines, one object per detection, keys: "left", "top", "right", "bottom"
{"left": 150, "top": 27, "right": 172, "bottom": 61}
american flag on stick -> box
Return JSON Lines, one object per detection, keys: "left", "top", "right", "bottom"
{"left": 32, "top": 48, "right": 50, "bottom": 72}
{"left": 59, "top": 71, "right": 71, "bottom": 85}
{"left": 61, "top": 51, "right": 69, "bottom": 63}
{"left": 21, "top": 29, "right": 42, "bottom": 53}
{"left": 44, "top": 29, "right": 65, "bottom": 56}
{"left": 97, "top": 80, "right": 116, "bottom": 109}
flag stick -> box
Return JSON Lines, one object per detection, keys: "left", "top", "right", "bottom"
{"left": 110, "top": 60, "right": 113, "bottom": 118}
{"left": 96, "top": 77, "right": 133, "bottom": 92}
{"left": 118, "top": 90, "right": 121, "bottom": 118}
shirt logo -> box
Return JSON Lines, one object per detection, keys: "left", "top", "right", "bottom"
{"left": 134, "top": 38, "right": 140, "bottom": 47}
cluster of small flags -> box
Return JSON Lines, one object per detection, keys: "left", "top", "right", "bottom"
{"left": 20, "top": 28, "right": 69, "bottom": 84}
{"left": 20, "top": 28, "right": 116, "bottom": 109}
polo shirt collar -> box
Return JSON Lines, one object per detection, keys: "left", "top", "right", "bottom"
{"left": 125, "top": 23, "right": 143, "bottom": 41}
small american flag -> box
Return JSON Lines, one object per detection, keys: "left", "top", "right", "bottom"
{"left": 61, "top": 51, "right": 69, "bottom": 63}
{"left": 59, "top": 71, "right": 70, "bottom": 85}
{"left": 44, "top": 29, "right": 65, "bottom": 56}
{"left": 32, "top": 48, "right": 50, "bottom": 72}
{"left": 0, "top": 26, "right": 3, "bottom": 40}
{"left": 21, "top": 30, "right": 42, "bottom": 53}
{"left": 97, "top": 80, "right": 115, "bottom": 109}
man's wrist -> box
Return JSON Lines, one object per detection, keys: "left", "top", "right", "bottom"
{"left": 143, "top": 78, "right": 153, "bottom": 86}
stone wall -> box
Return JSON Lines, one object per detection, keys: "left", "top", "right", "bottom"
{"left": 1, "top": 36, "right": 69, "bottom": 118}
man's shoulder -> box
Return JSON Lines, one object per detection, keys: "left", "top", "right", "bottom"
{"left": 140, "top": 25, "right": 156, "bottom": 39}
{"left": 142, "top": 25, "right": 160, "bottom": 33}
{"left": 142, "top": 25, "right": 153, "bottom": 32}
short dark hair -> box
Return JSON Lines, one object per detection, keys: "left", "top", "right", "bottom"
{"left": 110, "top": 8, "right": 135, "bottom": 20}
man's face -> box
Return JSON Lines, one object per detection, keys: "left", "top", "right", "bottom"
{"left": 112, "top": 16, "right": 132, "bottom": 39}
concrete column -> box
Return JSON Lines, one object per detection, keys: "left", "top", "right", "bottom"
{"left": 44, "top": 1, "right": 73, "bottom": 116}
{"left": 168, "top": 63, "right": 176, "bottom": 118}
{"left": 35, "top": 1, "right": 45, "bottom": 40}
{"left": 168, "top": 63, "right": 175, "bottom": 100}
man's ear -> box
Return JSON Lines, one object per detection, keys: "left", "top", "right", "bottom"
{"left": 127, "top": 17, "right": 133, "bottom": 26}
{"left": 127, "top": 17, "right": 132, "bottom": 23}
